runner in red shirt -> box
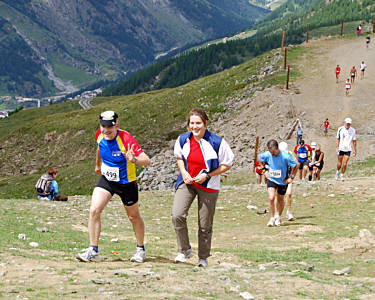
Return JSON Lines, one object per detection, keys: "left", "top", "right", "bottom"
{"left": 254, "top": 161, "right": 265, "bottom": 184}
{"left": 324, "top": 118, "right": 330, "bottom": 136}
{"left": 335, "top": 65, "right": 341, "bottom": 83}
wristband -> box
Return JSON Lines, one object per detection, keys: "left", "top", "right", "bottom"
{"left": 133, "top": 156, "right": 137, "bottom": 164}
{"left": 290, "top": 175, "right": 294, "bottom": 179}
{"left": 206, "top": 173, "right": 211, "bottom": 180}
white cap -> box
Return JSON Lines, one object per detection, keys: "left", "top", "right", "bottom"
{"left": 344, "top": 117, "right": 352, "bottom": 124}
{"left": 311, "top": 142, "right": 317, "bottom": 148}
{"left": 100, "top": 111, "right": 118, "bottom": 126}
{"left": 279, "top": 141, "right": 288, "bottom": 152}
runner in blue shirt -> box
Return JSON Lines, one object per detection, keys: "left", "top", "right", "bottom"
{"left": 260, "top": 140, "right": 297, "bottom": 227}
{"left": 77, "top": 111, "right": 151, "bottom": 263}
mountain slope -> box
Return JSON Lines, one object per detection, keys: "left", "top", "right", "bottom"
{"left": 0, "top": 0, "right": 268, "bottom": 97}
{"left": 0, "top": 44, "right": 291, "bottom": 197}
{"left": 104, "top": 0, "right": 374, "bottom": 96}
{"left": 1, "top": 35, "right": 375, "bottom": 197}
{"left": 0, "top": 16, "right": 56, "bottom": 96}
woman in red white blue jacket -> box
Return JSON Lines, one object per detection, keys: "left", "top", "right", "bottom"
{"left": 172, "top": 108, "right": 234, "bottom": 267}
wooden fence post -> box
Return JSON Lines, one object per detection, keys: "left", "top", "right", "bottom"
{"left": 286, "top": 65, "right": 290, "bottom": 90}
{"left": 341, "top": 19, "right": 344, "bottom": 36}
{"left": 284, "top": 48, "right": 287, "bottom": 70}
{"left": 253, "top": 136, "right": 259, "bottom": 173}
{"left": 306, "top": 24, "right": 309, "bottom": 43}
{"left": 281, "top": 31, "right": 285, "bottom": 51}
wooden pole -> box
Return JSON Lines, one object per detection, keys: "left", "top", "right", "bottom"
{"left": 341, "top": 19, "right": 344, "bottom": 36}
{"left": 253, "top": 136, "right": 259, "bottom": 173}
{"left": 281, "top": 31, "right": 285, "bottom": 51}
{"left": 306, "top": 24, "right": 309, "bottom": 43}
{"left": 286, "top": 65, "right": 290, "bottom": 90}
{"left": 284, "top": 48, "right": 287, "bottom": 70}
{"left": 373, "top": 16, "right": 375, "bottom": 33}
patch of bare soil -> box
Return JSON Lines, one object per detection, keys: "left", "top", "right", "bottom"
{"left": 289, "top": 37, "right": 375, "bottom": 170}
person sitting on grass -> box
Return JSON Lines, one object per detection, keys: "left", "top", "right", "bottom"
{"left": 35, "top": 168, "right": 68, "bottom": 201}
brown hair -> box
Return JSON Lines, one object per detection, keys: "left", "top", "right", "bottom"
{"left": 48, "top": 168, "right": 58, "bottom": 176}
{"left": 187, "top": 108, "right": 209, "bottom": 128}
{"left": 267, "top": 139, "right": 279, "bottom": 149}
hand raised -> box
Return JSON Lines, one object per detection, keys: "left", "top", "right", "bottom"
{"left": 125, "top": 143, "right": 136, "bottom": 162}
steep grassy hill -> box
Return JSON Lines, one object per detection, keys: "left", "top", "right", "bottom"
{"left": 104, "top": 0, "right": 374, "bottom": 97}
{"left": 0, "top": 45, "right": 306, "bottom": 198}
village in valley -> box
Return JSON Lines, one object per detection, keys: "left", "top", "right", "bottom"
{"left": 0, "top": 88, "right": 102, "bottom": 118}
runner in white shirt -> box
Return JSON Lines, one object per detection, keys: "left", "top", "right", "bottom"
{"left": 336, "top": 118, "right": 357, "bottom": 181}
{"left": 360, "top": 61, "right": 367, "bottom": 79}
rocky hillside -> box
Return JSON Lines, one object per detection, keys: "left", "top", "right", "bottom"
{"left": 138, "top": 50, "right": 302, "bottom": 190}
{"left": 0, "top": 0, "right": 268, "bottom": 97}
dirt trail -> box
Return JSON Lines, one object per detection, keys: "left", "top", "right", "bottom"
{"left": 290, "top": 36, "right": 375, "bottom": 170}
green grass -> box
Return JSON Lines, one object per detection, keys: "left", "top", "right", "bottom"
{"left": 0, "top": 100, "right": 81, "bottom": 139}
{"left": 50, "top": 59, "right": 96, "bottom": 87}
{"left": 0, "top": 43, "right": 309, "bottom": 198}
{"left": 219, "top": 248, "right": 331, "bottom": 263}
{"left": 310, "top": 21, "right": 371, "bottom": 39}
{"left": 1, "top": 167, "right": 375, "bottom": 299}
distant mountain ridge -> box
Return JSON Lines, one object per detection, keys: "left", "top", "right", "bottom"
{"left": 0, "top": 0, "right": 268, "bottom": 97}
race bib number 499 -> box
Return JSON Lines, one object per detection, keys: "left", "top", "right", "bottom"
{"left": 299, "top": 153, "right": 307, "bottom": 158}
{"left": 101, "top": 164, "right": 120, "bottom": 182}
{"left": 269, "top": 169, "right": 282, "bottom": 178}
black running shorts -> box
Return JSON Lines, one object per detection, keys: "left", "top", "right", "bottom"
{"left": 298, "top": 160, "right": 309, "bottom": 169}
{"left": 96, "top": 175, "right": 138, "bottom": 206}
{"left": 338, "top": 151, "right": 351, "bottom": 157}
{"left": 267, "top": 180, "right": 287, "bottom": 196}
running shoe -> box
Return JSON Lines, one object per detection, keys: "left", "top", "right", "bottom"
{"left": 275, "top": 216, "right": 282, "bottom": 226}
{"left": 76, "top": 247, "right": 98, "bottom": 262}
{"left": 130, "top": 247, "right": 146, "bottom": 263}
{"left": 174, "top": 247, "right": 193, "bottom": 263}
{"left": 286, "top": 211, "right": 295, "bottom": 221}
{"left": 198, "top": 258, "right": 208, "bottom": 267}
{"left": 340, "top": 173, "right": 344, "bottom": 181}
{"left": 267, "top": 217, "right": 275, "bottom": 227}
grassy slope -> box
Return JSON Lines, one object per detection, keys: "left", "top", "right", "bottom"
{"left": 0, "top": 44, "right": 306, "bottom": 199}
